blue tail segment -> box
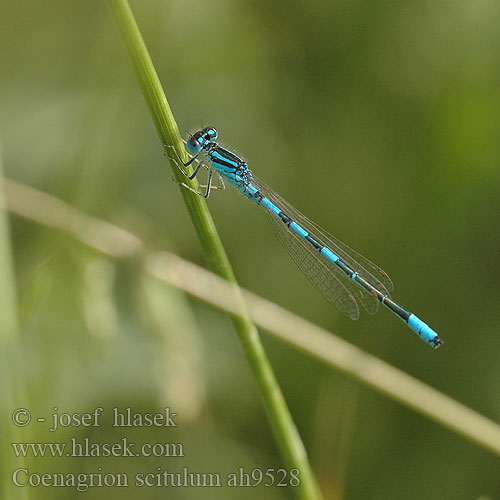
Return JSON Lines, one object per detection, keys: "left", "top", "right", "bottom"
{"left": 408, "top": 315, "right": 443, "bottom": 348}
{"left": 169, "top": 126, "right": 444, "bottom": 349}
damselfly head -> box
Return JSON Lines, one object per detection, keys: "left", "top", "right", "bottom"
{"left": 201, "top": 126, "right": 218, "bottom": 142}
{"left": 186, "top": 127, "right": 219, "bottom": 154}
{"left": 186, "top": 136, "right": 201, "bottom": 154}
{"left": 186, "top": 126, "right": 218, "bottom": 154}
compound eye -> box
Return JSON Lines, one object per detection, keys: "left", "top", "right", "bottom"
{"left": 186, "top": 137, "right": 201, "bottom": 154}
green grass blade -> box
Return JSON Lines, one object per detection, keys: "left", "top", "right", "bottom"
{"left": 106, "top": 1, "right": 322, "bottom": 498}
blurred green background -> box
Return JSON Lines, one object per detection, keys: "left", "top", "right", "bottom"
{"left": 1, "top": 0, "right": 500, "bottom": 498}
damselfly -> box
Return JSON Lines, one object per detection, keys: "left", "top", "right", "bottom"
{"left": 166, "top": 127, "right": 443, "bottom": 348}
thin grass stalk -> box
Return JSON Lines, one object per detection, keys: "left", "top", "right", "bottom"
{"left": 106, "top": 1, "right": 322, "bottom": 497}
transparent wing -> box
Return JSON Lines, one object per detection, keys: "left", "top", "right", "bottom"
{"left": 251, "top": 175, "right": 393, "bottom": 317}
{"left": 267, "top": 212, "right": 360, "bottom": 319}
{"left": 294, "top": 213, "right": 394, "bottom": 294}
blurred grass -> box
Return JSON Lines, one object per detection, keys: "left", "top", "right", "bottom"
{"left": 0, "top": 147, "right": 28, "bottom": 500}
{"left": 2, "top": 0, "right": 500, "bottom": 499}
{"left": 0, "top": 144, "right": 19, "bottom": 341}
{"left": 5, "top": 177, "right": 500, "bottom": 458}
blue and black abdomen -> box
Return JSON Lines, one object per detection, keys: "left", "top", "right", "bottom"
{"left": 180, "top": 127, "right": 442, "bottom": 348}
